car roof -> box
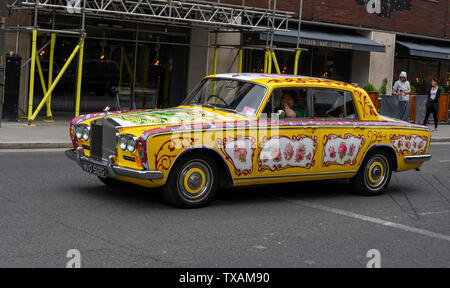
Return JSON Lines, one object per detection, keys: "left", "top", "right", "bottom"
{"left": 208, "top": 73, "right": 358, "bottom": 89}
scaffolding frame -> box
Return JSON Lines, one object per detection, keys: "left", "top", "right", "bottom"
{"left": 6, "top": 0, "right": 304, "bottom": 126}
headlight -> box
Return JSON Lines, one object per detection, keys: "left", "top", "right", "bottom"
{"left": 127, "top": 139, "right": 136, "bottom": 153}
{"left": 75, "top": 125, "right": 90, "bottom": 141}
{"left": 118, "top": 134, "right": 137, "bottom": 153}
{"left": 119, "top": 137, "right": 128, "bottom": 151}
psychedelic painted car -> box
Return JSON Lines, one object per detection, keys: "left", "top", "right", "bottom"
{"left": 66, "top": 73, "right": 431, "bottom": 208}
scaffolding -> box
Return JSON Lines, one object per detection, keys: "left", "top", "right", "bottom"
{"left": 6, "top": 0, "right": 304, "bottom": 125}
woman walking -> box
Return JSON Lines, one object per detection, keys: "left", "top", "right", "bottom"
{"left": 422, "top": 78, "right": 441, "bottom": 131}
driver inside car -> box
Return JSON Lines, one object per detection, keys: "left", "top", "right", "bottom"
{"left": 275, "top": 92, "right": 305, "bottom": 118}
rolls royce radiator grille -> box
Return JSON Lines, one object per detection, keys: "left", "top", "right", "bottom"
{"left": 90, "top": 122, "right": 103, "bottom": 160}
{"left": 89, "top": 118, "right": 118, "bottom": 160}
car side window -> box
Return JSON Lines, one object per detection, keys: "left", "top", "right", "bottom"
{"left": 265, "top": 88, "right": 309, "bottom": 119}
{"left": 312, "top": 88, "right": 358, "bottom": 119}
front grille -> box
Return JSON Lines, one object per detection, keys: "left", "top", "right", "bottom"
{"left": 90, "top": 121, "right": 103, "bottom": 160}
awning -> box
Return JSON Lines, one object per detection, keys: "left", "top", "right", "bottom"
{"left": 259, "top": 29, "right": 386, "bottom": 53}
{"left": 396, "top": 40, "right": 450, "bottom": 60}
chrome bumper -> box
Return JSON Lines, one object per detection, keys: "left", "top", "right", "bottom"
{"left": 65, "top": 147, "right": 163, "bottom": 181}
{"left": 404, "top": 154, "right": 432, "bottom": 163}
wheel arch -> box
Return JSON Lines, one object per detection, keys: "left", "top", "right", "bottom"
{"left": 168, "top": 145, "right": 234, "bottom": 188}
{"left": 362, "top": 144, "right": 398, "bottom": 172}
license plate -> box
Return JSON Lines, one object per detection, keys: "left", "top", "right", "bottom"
{"left": 82, "top": 161, "right": 107, "bottom": 178}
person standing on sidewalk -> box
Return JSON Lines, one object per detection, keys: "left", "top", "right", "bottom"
{"left": 422, "top": 78, "right": 441, "bottom": 132}
{"left": 393, "top": 71, "right": 411, "bottom": 121}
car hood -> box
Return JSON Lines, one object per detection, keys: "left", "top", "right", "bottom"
{"left": 108, "top": 106, "right": 244, "bottom": 128}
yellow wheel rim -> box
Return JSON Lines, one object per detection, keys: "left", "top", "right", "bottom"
{"left": 368, "top": 161, "right": 384, "bottom": 184}
{"left": 183, "top": 168, "right": 206, "bottom": 194}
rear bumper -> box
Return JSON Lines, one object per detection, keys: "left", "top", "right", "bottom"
{"left": 65, "top": 147, "right": 163, "bottom": 181}
{"left": 404, "top": 154, "right": 432, "bottom": 163}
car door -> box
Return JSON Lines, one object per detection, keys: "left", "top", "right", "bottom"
{"left": 248, "top": 87, "right": 319, "bottom": 184}
{"left": 312, "top": 87, "right": 368, "bottom": 175}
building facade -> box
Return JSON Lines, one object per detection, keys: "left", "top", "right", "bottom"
{"left": 2, "top": 0, "right": 450, "bottom": 117}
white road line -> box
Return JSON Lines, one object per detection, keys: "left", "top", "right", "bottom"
{"left": 273, "top": 196, "right": 450, "bottom": 243}
{"left": 419, "top": 210, "right": 450, "bottom": 216}
{"left": 438, "top": 160, "right": 450, "bottom": 163}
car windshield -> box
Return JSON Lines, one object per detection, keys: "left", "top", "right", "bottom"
{"left": 183, "top": 78, "right": 267, "bottom": 119}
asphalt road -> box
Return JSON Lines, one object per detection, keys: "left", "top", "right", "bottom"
{"left": 0, "top": 144, "right": 449, "bottom": 268}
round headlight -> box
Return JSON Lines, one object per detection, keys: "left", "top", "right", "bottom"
{"left": 82, "top": 128, "right": 90, "bottom": 141}
{"left": 75, "top": 127, "right": 84, "bottom": 139}
{"left": 127, "top": 139, "right": 136, "bottom": 153}
{"left": 119, "top": 137, "right": 128, "bottom": 151}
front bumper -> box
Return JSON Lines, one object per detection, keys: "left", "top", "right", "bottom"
{"left": 65, "top": 147, "right": 163, "bottom": 181}
{"left": 404, "top": 154, "right": 432, "bottom": 163}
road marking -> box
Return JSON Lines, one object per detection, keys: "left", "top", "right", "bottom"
{"left": 419, "top": 210, "right": 450, "bottom": 216}
{"left": 438, "top": 160, "right": 450, "bottom": 163}
{"left": 430, "top": 142, "right": 450, "bottom": 145}
{"left": 269, "top": 194, "right": 450, "bottom": 243}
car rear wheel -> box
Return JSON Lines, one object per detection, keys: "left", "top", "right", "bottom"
{"left": 352, "top": 151, "right": 392, "bottom": 196}
{"left": 162, "top": 154, "right": 218, "bottom": 208}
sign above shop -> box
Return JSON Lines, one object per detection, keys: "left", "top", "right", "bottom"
{"left": 355, "top": 0, "right": 411, "bottom": 18}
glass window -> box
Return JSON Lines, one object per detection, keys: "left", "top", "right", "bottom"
{"left": 312, "top": 88, "right": 357, "bottom": 119}
{"left": 183, "top": 78, "right": 267, "bottom": 119}
{"left": 264, "top": 88, "right": 309, "bottom": 119}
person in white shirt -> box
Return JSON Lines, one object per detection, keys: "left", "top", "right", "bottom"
{"left": 392, "top": 71, "right": 411, "bottom": 121}
{"left": 422, "top": 78, "right": 441, "bottom": 131}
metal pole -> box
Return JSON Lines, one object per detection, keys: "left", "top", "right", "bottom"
{"left": 45, "top": 33, "right": 56, "bottom": 121}
{"left": 75, "top": 39, "right": 84, "bottom": 117}
{"left": 26, "top": 29, "right": 37, "bottom": 125}
{"left": 0, "top": 0, "right": 6, "bottom": 126}
{"left": 238, "top": 49, "right": 243, "bottom": 73}
{"left": 293, "top": 0, "right": 303, "bottom": 75}
{"left": 131, "top": 23, "right": 139, "bottom": 110}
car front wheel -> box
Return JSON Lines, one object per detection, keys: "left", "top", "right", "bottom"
{"left": 163, "top": 154, "right": 218, "bottom": 208}
{"left": 352, "top": 151, "right": 392, "bottom": 196}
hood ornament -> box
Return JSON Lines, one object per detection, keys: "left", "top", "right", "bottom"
{"left": 104, "top": 106, "right": 111, "bottom": 119}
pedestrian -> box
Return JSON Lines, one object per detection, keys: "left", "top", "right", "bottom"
{"left": 422, "top": 78, "right": 440, "bottom": 131}
{"left": 393, "top": 71, "right": 411, "bottom": 121}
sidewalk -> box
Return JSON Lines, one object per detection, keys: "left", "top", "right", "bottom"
{"left": 0, "top": 117, "right": 449, "bottom": 149}
{"left": 0, "top": 117, "right": 72, "bottom": 149}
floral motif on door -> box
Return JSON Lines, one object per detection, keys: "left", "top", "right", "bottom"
{"left": 322, "top": 134, "right": 365, "bottom": 167}
{"left": 216, "top": 136, "right": 256, "bottom": 176}
{"left": 390, "top": 134, "right": 427, "bottom": 155}
{"left": 258, "top": 135, "right": 318, "bottom": 172}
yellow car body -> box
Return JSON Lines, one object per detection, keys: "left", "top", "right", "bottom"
{"left": 67, "top": 74, "right": 431, "bottom": 207}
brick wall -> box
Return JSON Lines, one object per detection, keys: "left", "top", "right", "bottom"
{"left": 215, "top": 0, "right": 450, "bottom": 39}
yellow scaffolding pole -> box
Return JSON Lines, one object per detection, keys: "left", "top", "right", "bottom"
{"left": 75, "top": 39, "right": 85, "bottom": 117}
{"left": 263, "top": 50, "right": 269, "bottom": 73}
{"left": 26, "top": 29, "right": 38, "bottom": 126}
{"left": 267, "top": 50, "right": 272, "bottom": 74}
{"left": 293, "top": 49, "right": 302, "bottom": 76}
{"left": 238, "top": 49, "right": 243, "bottom": 73}
{"left": 28, "top": 40, "right": 82, "bottom": 124}
{"left": 212, "top": 48, "right": 218, "bottom": 100}
{"left": 45, "top": 33, "right": 56, "bottom": 121}
{"left": 118, "top": 46, "right": 125, "bottom": 95}
{"left": 271, "top": 51, "right": 281, "bottom": 74}
{"left": 35, "top": 56, "right": 47, "bottom": 96}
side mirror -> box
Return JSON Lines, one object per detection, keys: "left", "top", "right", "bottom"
{"left": 275, "top": 110, "right": 286, "bottom": 119}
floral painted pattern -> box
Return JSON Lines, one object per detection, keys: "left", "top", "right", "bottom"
{"left": 258, "top": 135, "right": 317, "bottom": 172}
{"left": 390, "top": 134, "right": 427, "bottom": 155}
{"left": 322, "top": 134, "right": 365, "bottom": 167}
{"left": 216, "top": 136, "right": 256, "bottom": 176}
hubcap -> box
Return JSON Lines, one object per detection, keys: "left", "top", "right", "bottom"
{"left": 364, "top": 155, "right": 389, "bottom": 191}
{"left": 178, "top": 160, "right": 212, "bottom": 202}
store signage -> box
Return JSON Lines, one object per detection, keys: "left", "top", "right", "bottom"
{"left": 355, "top": 0, "right": 411, "bottom": 18}
{"left": 298, "top": 39, "right": 353, "bottom": 50}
